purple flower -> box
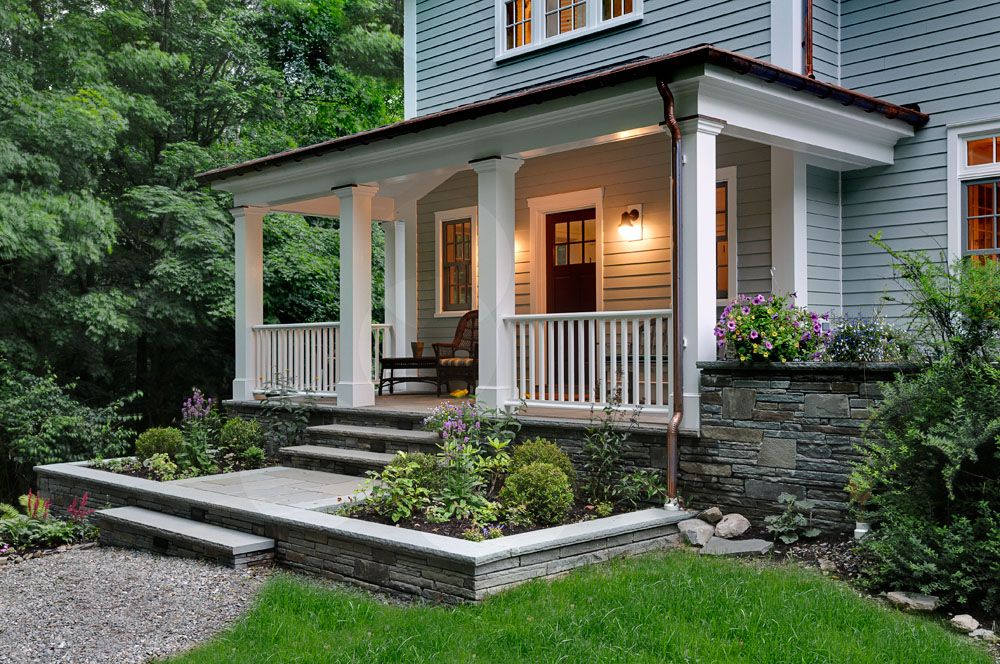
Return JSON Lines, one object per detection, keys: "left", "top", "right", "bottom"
{"left": 750, "top": 330, "right": 759, "bottom": 339}
{"left": 181, "top": 389, "right": 214, "bottom": 420}
{"left": 764, "top": 341, "right": 773, "bottom": 350}
{"left": 727, "top": 321, "right": 737, "bottom": 331}
{"left": 802, "top": 332, "right": 812, "bottom": 342}
{"left": 813, "top": 323, "right": 822, "bottom": 333}
{"left": 753, "top": 294, "right": 765, "bottom": 305}
{"left": 741, "top": 306, "right": 750, "bottom": 315}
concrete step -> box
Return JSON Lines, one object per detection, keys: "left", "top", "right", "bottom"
{"left": 94, "top": 506, "right": 274, "bottom": 569}
{"left": 305, "top": 423, "right": 441, "bottom": 454}
{"left": 279, "top": 445, "right": 396, "bottom": 476}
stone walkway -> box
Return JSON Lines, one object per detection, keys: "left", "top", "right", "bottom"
{"left": 172, "top": 466, "right": 365, "bottom": 510}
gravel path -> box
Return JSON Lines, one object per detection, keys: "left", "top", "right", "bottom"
{"left": 0, "top": 546, "right": 271, "bottom": 663}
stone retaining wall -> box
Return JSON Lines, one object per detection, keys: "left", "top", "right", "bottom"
{"left": 679, "top": 362, "right": 914, "bottom": 532}
{"left": 37, "top": 462, "right": 686, "bottom": 603}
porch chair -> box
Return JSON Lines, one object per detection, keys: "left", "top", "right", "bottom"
{"left": 434, "top": 310, "right": 479, "bottom": 395}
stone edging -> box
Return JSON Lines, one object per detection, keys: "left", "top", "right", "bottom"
{"left": 36, "top": 462, "right": 691, "bottom": 602}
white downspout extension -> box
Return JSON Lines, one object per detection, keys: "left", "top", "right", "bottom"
{"left": 232, "top": 206, "right": 267, "bottom": 401}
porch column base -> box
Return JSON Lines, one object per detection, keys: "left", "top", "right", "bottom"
{"left": 232, "top": 378, "right": 256, "bottom": 402}
{"left": 335, "top": 381, "right": 376, "bottom": 408}
{"left": 475, "top": 386, "right": 516, "bottom": 411}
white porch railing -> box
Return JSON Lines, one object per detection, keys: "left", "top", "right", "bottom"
{"left": 506, "top": 310, "right": 673, "bottom": 412}
{"left": 251, "top": 322, "right": 393, "bottom": 396}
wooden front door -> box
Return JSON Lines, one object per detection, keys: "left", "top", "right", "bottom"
{"left": 546, "top": 208, "right": 597, "bottom": 313}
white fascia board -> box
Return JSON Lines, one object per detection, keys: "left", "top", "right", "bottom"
{"left": 672, "top": 68, "right": 912, "bottom": 169}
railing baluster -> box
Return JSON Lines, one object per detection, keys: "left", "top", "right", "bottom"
{"left": 656, "top": 317, "right": 665, "bottom": 407}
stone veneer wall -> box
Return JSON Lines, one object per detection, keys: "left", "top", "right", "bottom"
{"left": 679, "top": 362, "right": 915, "bottom": 532}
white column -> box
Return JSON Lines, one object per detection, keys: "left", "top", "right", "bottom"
{"left": 381, "top": 218, "right": 410, "bottom": 359}
{"left": 232, "top": 206, "right": 267, "bottom": 401}
{"left": 679, "top": 118, "right": 725, "bottom": 431}
{"left": 770, "top": 147, "right": 809, "bottom": 306}
{"left": 472, "top": 156, "right": 523, "bottom": 410}
{"left": 334, "top": 184, "right": 379, "bottom": 407}
{"left": 770, "top": 0, "right": 804, "bottom": 73}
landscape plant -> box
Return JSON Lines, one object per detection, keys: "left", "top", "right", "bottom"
{"left": 764, "top": 492, "right": 821, "bottom": 544}
{"left": 0, "top": 490, "right": 98, "bottom": 554}
{"left": 853, "top": 241, "right": 1000, "bottom": 614}
{"left": 827, "top": 313, "right": 909, "bottom": 363}
{"left": 498, "top": 462, "right": 573, "bottom": 526}
{"left": 510, "top": 438, "right": 576, "bottom": 485}
{"left": 715, "top": 293, "right": 831, "bottom": 362}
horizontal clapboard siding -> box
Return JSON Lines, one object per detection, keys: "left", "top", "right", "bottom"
{"left": 807, "top": 165, "right": 842, "bottom": 314}
{"left": 415, "top": 134, "right": 774, "bottom": 344}
{"left": 811, "top": 0, "right": 840, "bottom": 84}
{"left": 718, "top": 137, "right": 772, "bottom": 296}
{"left": 415, "top": 0, "right": 771, "bottom": 114}
{"left": 839, "top": 0, "right": 999, "bottom": 318}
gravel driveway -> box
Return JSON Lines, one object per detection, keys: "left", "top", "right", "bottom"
{"left": 0, "top": 546, "right": 271, "bottom": 663}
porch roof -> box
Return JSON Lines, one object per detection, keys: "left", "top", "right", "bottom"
{"left": 195, "top": 45, "right": 929, "bottom": 186}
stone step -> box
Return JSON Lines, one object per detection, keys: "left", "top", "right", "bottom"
{"left": 94, "top": 506, "right": 274, "bottom": 569}
{"left": 305, "top": 423, "right": 441, "bottom": 454}
{"left": 279, "top": 445, "right": 397, "bottom": 476}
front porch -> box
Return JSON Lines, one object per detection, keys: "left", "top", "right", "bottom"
{"left": 205, "top": 47, "right": 920, "bottom": 432}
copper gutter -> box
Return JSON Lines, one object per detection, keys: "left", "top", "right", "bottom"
{"left": 804, "top": 0, "right": 815, "bottom": 78}
{"left": 656, "top": 78, "right": 683, "bottom": 505}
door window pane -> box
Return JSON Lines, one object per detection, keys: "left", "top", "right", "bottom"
{"left": 442, "top": 218, "right": 474, "bottom": 311}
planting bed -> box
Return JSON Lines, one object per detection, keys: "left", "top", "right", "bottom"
{"left": 35, "top": 461, "right": 691, "bottom": 602}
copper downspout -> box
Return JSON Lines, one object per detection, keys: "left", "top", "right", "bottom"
{"left": 804, "top": 0, "right": 815, "bottom": 78}
{"left": 656, "top": 78, "right": 683, "bottom": 506}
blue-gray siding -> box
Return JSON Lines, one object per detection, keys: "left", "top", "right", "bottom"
{"left": 812, "top": 0, "right": 840, "bottom": 83}
{"left": 415, "top": 0, "right": 771, "bottom": 114}
{"left": 807, "top": 165, "right": 842, "bottom": 313}
{"left": 839, "top": 0, "right": 999, "bottom": 318}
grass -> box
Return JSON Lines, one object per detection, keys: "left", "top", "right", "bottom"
{"left": 169, "top": 552, "right": 990, "bottom": 664}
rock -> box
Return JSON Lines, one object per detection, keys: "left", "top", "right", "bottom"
{"left": 678, "top": 519, "right": 715, "bottom": 547}
{"left": 886, "top": 591, "right": 939, "bottom": 612}
{"left": 697, "top": 507, "right": 723, "bottom": 524}
{"left": 818, "top": 558, "right": 837, "bottom": 574}
{"left": 950, "top": 615, "right": 980, "bottom": 633}
{"left": 701, "top": 537, "right": 773, "bottom": 557}
{"left": 969, "top": 629, "right": 997, "bottom": 642}
{"left": 715, "top": 513, "right": 751, "bottom": 539}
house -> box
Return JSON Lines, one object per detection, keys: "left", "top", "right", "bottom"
{"left": 196, "top": 1, "right": 992, "bottom": 445}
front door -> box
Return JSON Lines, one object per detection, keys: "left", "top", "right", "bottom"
{"left": 546, "top": 208, "right": 597, "bottom": 312}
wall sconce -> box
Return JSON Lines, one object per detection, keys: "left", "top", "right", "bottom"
{"left": 618, "top": 205, "right": 643, "bottom": 241}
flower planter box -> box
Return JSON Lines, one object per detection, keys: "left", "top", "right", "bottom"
{"left": 682, "top": 361, "right": 919, "bottom": 532}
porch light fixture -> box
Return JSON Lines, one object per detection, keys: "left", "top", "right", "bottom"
{"left": 618, "top": 205, "right": 642, "bottom": 241}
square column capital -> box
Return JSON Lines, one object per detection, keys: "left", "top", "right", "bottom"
{"left": 229, "top": 206, "right": 268, "bottom": 223}
{"left": 470, "top": 156, "right": 524, "bottom": 175}
{"left": 332, "top": 183, "right": 379, "bottom": 200}
{"left": 677, "top": 116, "right": 727, "bottom": 137}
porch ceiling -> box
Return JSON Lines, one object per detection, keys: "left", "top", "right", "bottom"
{"left": 199, "top": 46, "right": 925, "bottom": 210}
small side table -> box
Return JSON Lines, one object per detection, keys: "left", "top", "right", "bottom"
{"left": 378, "top": 356, "right": 440, "bottom": 395}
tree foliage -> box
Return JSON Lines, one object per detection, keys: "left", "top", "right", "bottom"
{"left": 0, "top": 0, "right": 400, "bottom": 421}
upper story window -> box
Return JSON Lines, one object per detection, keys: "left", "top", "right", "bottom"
{"left": 498, "top": 0, "right": 642, "bottom": 60}
{"left": 950, "top": 125, "right": 1000, "bottom": 262}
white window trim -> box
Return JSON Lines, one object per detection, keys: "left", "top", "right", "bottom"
{"left": 717, "top": 166, "right": 738, "bottom": 305}
{"left": 527, "top": 188, "right": 605, "bottom": 313}
{"left": 434, "top": 206, "right": 479, "bottom": 318}
{"left": 948, "top": 118, "right": 1000, "bottom": 261}
{"left": 494, "top": 0, "right": 644, "bottom": 62}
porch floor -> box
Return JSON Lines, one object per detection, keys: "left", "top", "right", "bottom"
{"left": 171, "top": 467, "right": 365, "bottom": 511}
{"left": 277, "top": 392, "right": 672, "bottom": 425}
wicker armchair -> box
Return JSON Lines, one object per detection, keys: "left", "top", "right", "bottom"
{"left": 433, "top": 310, "right": 478, "bottom": 395}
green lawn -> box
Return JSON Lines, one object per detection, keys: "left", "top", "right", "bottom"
{"left": 170, "top": 552, "right": 990, "bottom": 664}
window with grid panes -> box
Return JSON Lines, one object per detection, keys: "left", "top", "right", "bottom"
{"left": 504, "top": 0, "right": 532, "bottom": 49}
{"left": 441, "top": 218, "right": 474, "bottom": 311}
{"left": 499, "top": 0, "right": 641, "bottom": 55}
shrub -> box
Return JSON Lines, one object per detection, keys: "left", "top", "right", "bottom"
{"left": 499, "top": 462, "right": 573, "bottom": 526}
{"left": 828, "top": 315, "right": 908, "bottom": 363}
{"left": 618, "top": 470, "right": 668, "bottom": 508}
{"left": 511, "top": 438, "right": 576, "bottom": 485}
{"left": 0, "top": 363, "right": 137, "bottom": 501}
{"left": 219, "top": 418, "right": 264, "bottom": 455}
{"left": 364, "top": 453, "right": 435, "bottom": 523}
{"left": 239, "top": 446, "right": 266, "bottom": 469}
{"left": 581, "top": 397, "right": 639, "bottom": 506}
{"left": 134, "top": 427, "right": 184, "bottom": 462}
{"left": 715, "top": 293, "right": 831, "bottom": 362}
{"left": 143, "top": 452, "right": 179, "bottom": 481}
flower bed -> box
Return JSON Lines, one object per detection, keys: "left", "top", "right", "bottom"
{"left": 340, "top": 400, "right": 669, "bottom": 541}
{"left": 1, "top": 489, "right": 98, "bottom": 561}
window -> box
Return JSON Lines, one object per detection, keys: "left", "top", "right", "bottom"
{"left": 435, "top": 207, "right": 478, "bottom": 316}
{"left": 948, "top": 122, "right": 1000, "bottom": 262}
{"left": 716, "top": 168, "right": 738, "bottom": 302}
{"left": 497, "top": 0, "right": 642, "bottom": 59}
{"left": 964, "top": 179, "right": 999, "bottom": 260}
{"left": 551, "top": 209, "right": 597, "bottom": 265}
